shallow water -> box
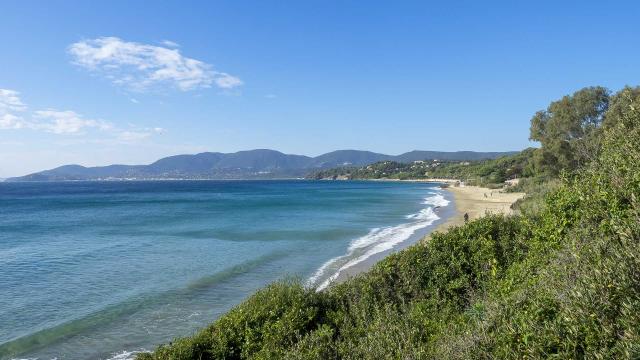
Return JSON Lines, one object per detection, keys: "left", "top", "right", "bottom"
{"left": 0, "top": 180, "right": 451, "bottom": 359}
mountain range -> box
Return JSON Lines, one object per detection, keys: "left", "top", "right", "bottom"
{"left": 7, "top": 149, "right": 517, "bottom": 181}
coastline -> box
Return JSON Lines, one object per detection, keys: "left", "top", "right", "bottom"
{"left": 328, "top": 184, "right": 525, "bottom": 286}
{"left": 426, "top": 185, "right": 525, "bottom": 235}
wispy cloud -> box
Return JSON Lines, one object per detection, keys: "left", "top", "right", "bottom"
{"left": 214, "top": 73, "right": 243, "bottom": 89}
{"left": 0, "top": 89, "right": 27, "bottom": 112}
{"left": 117, "top": 127, "right": 165, "bottom": 142}
{"left": 68, "top": 37, "right": 243, "bottom": 92}
{"left": 161, "top": 40, "right": 180, "bottom": 48}
{"left": 0, "top": 113, "right": 25, "bottom": 130}
{"left": 32, "top": 109, "right": 112, "bottom": 134}
{"left": 0, "top": 89, "right": 28, "bottom": 129}
{"left": 0, "top": 88, "right": 165, "bottom": 141}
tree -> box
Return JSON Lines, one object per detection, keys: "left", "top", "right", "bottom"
{"left": 529, "top": 86, "right": 610, "bottom": 174}
{"left": 604, "top": 86, "right": 640, "bottom": 129}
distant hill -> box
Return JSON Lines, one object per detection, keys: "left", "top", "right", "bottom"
{"left": 394, "top": 150, "right": 517, "bottom": 162}
{"left": 7, "top": 149, "right": 518, "bottom": 181}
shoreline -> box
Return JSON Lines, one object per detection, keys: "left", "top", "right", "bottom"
{"left": 426, "top": 184, "right": 525, "bottom": 235}
{"left": 328, "top": 184, "right": 525, "bottom": 286}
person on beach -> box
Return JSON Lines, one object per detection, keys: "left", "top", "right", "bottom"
{"left": 464, "top": 212, "right": 469, "bottom": 223}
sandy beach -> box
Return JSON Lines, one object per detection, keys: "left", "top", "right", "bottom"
{"left": 426, "top": 185, "right": 525, "bottom": 236}
{"left": 328, "top": 184, "right": 525, "bottom": 287}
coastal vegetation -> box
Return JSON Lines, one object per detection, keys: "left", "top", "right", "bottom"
{"left": 139, "top": 86, "right": 640, "bottom": 359}
{"left": 307, "top": 149, "right": 535, "bottom": 187}
{"left": 309, "top": 87, "right": 636, "bottom": 189}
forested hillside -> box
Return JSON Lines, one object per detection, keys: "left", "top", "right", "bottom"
{"left": 307, "top": 149, "right": 535, "bottom": 187}
{"left": 8, "top": 149, "right": 513, "bottom": 182}
{"left": 139, "top": 86, "right": 640, "bottom": 359}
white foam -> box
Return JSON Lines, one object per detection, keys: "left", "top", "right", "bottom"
{"left": 306, "top": 252, "right": 349, "bottom": 286}
{"left": 105, "top": 350, "right": 150, "bottom": 360}
{"left": 310, "top": 191, "right": 449, "bottom": 291}
{"left": 348, "top": 227, "right": 382, "bottom": 250}
{"left": 186, "top": 311, "right": 201, "bottom": 319}
{"left": 422, "top": 193, "right": 450, "bottom": 207}
{"left": 406, "top": 207, "right": 439, "bottom": 220}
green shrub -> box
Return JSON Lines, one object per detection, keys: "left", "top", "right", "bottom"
{"left": 140, "top": 280, "right": 326, "bottom": 359}
{"left": 141, "top": 93, "right": 640, "bottom": 360}
{"left": 431, "top": 99, "right": 640, "bottom": 359}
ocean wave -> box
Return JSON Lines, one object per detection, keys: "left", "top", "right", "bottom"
{"left": 348, "top": 228, "right": 381, "bottom": 250}
{"left": 422, "top": 193, "right": 450, "bottom": 207}
{"left": 309, "top": 192, "right": 449, "bottom": 291}
{"left": 186, "top": 250, "right": 289, "bottom": 291}
{"left": 1, "top": 252, "right": 288, "bottom": 360}
{"left": 105, "top": 349, "right": 149, "bottom": 360}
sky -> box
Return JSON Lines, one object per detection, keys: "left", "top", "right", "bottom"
{"left": 1, "top": 1, "right": 639, "bottom": 177}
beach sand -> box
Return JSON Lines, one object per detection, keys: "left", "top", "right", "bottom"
{"left": 427, "top": 185, "right": 525, "bottom": 235}
{"left": 327, "top": 184, "right": 525, "bottom": 287}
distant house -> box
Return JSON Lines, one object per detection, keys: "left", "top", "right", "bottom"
{"left": 413, "top": 160, "right": 425, "bottom": 164}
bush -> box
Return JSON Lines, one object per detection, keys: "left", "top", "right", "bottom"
{"left": 139, "top": 280, "right": 326, "bottom": 360}
{"left": 141, "top": 93, "right": 640, "bottom": 360}
{"left": 140, "top": 215, "right": 527, "bottom": 359}
{"left": 431, "top": 99, "right": 640, "bottom": 359}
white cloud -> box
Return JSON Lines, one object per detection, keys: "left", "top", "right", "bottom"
{"left": 117, "top": 127, "right": 166, "bottom": 142}
{"left": 32, "top": 109, "right": 111, "bottom": 134}
{"left": 0, "top": 89, "right": 27, "bottom": 112}
{"left": 68, "top": 37, "right": 242, "bottom": 92}
{"left": 30, "top": 109, "right": 165, "bottom": 142}
{"left": 214, "top": 73, "right": 243, "bottom": 89}
{"left": 0, "top": 89, "right": 28, "bottom": 129}
{"left": 0, "top": 113, "right": 26, "bottom": 129}
{"left": 0, "top": 88, "right": 164, "bottom": 143}
{"left": 118, "top": 130, "right": 152, "bottom": 141}
{"left": 161, "top": 40, "right": 180, "bottom": 48}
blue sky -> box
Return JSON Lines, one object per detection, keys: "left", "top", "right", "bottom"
{"left": 1, "top": 1, "right": 639, "bottom": 177}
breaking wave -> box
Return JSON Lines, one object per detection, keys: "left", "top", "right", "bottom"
{"left": 309, "top": 192, "right": 450, "bottom": 290}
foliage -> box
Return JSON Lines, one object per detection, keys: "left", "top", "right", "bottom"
{"left": 605, "top": 85, "right": 640, "bottom": 129}
{"left": 140, "top": 90, "right": 640, "bottom": 359}
{"left": 138, "top": 281, "right": 327, "bottom": 360}
{"left": 140, "top": 215, "right": 527, "bottom": 360}
{"left": 529, "top": 86, "right": 610, "bottom": 175}
{"left": 307, "top": 149, "right": 536, "bottom": 188}
{"left": 443, "top": 98, "right": 640, "bottom": 359}
{"left": 508, "top": 176, "right": 561, "bottom": 216}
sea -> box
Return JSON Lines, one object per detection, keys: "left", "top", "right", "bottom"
{"left": 0, "top": 180, "right": 452, "bottom": 359}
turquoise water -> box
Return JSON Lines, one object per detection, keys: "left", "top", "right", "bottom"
{"left": 0, "top": 180, "right": 451, "bottom": 359}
